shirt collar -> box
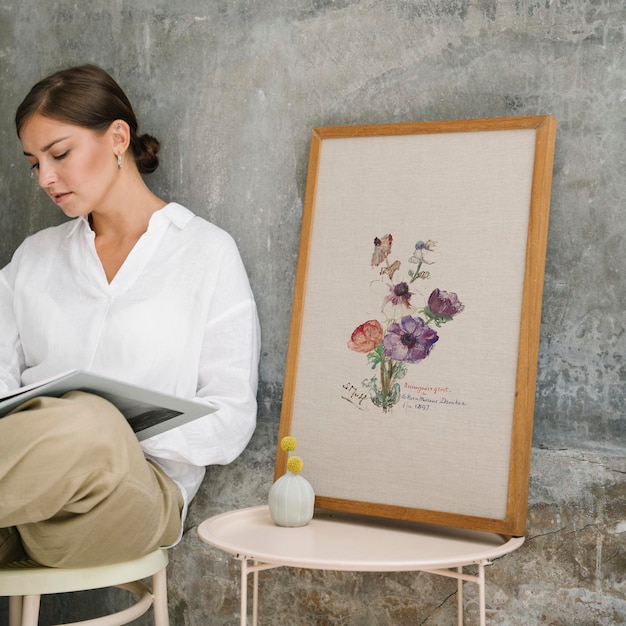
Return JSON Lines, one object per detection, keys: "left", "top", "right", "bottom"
{"left": 149, "top": 202, "right": 195, "bottom": 230}
{"left": 65, "top": 203, "right": 195, "bottom": 239}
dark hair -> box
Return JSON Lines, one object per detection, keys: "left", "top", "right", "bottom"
{"left": 15, "top": 64, "right": 160, "bottom": 174}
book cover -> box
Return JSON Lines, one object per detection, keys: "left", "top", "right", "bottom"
{"left": 0, "top": 370, "right": 217, "bottom": 441}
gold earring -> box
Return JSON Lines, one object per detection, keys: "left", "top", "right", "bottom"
{"left": 117, "top": 154, "right": 122, "bottom": 169}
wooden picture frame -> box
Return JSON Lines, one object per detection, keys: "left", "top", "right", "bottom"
{"left": 276, "top": 116, "right": 556, "bottom": 536}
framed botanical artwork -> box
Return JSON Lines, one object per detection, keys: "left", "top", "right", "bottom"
{"left": 276, "top": 116, "right": 557, "bottom": 536}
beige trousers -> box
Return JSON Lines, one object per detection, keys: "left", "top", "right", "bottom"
{"left": 0, "top": 391, "right": 182, "bottom": 567}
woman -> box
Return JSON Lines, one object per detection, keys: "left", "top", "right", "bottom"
{"left": 0, "top": 65, "right": 260, "bottom": 567}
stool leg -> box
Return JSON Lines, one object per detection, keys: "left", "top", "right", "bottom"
{"left": 152, "top": 568, "right": 169, "bottom": 626}
{"left": 8, "top": 596, "right": 23, "bottom": 626}
{"left": 21, "top": 595, "right": 41, "bottom": 626}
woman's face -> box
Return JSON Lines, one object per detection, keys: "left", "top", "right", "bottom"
{"left": 20, "top": 114, "right": 119, "bottom": 218}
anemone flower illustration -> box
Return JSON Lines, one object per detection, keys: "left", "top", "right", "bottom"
{"left": 409, "top": 240, "right": 437, "bottom": 265}
{"left": 347, "top": 234, "right": 464, "bottom": 413}
{"left": 358, "top": 315, "right": 439, "bottom": 412}
{"left": 425, "top": 288, "right": 465, "bottom": 326}
{"left": 408, "top": 240, "right": 438, "bottom": 283}
{"left": 383, "top": 315, "right": 439, "bottom": 363}
{"left": 347, "top": 320, "right": 384, "bottom": 353}
{"left": 371, "top": 234, "right": 393, "bottom": 267}
{"left": 382, "top": 281, "right": 416, "bottom": 320}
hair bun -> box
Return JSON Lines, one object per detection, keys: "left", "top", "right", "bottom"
{"left": 133, "top": 133, "right": 160, "bottom": 174}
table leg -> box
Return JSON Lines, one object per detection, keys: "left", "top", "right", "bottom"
{"left": 240, "top": 560, "right": 249, "bottom": 626}
{"left": 252, "top": 562, "right": 259, "bottom": 626}
{"left": 238, "top": 559, "right": 282, "bottom": 625}
{"left": 428, "top": 559, "right": 492, "bottom": 626}
{"left": 478, "top": 563, "right": 486, "bottom": 626}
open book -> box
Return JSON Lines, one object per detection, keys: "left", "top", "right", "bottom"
{"left": 0, "top": 370, "right": 217, "bottom": 441}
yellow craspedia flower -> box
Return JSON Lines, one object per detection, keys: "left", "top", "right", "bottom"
{"left": 280, "top": 436, "right": 297, "bottom": 452}
{"left": 287, "top": 456, "right": 304, "bottom": 474}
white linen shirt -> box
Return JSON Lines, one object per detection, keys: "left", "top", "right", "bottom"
{"left": 0, "top": 202, "right": 260, "bottom": 525}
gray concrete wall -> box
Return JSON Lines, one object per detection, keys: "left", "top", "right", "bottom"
{"left": 0, "top": 1, "right": 624, "bottom": 624}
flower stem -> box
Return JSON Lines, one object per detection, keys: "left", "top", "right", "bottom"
{"left": 409, "top": 261, "right": 423, "bottom": 284}
{"left": 379, "top": 354, "right": 396, "bottom": 411}
{"left": 380, "top": 353, "right": 388, "bottom": 398}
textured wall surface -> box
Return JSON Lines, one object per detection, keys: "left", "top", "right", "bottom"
{"left": 0, "top": 1, "right": 624, "bottom": 624}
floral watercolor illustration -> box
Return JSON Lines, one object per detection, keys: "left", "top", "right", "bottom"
{"left": 347, "top": 235, "right": 464, "bottom": 412}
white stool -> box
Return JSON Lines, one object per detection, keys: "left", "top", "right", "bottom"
{"left": 0, "top": 549, "right": 169, "bottom": 626}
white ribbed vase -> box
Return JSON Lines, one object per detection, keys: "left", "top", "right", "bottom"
{"left": 268, "top": 471, "right": 315, "bottom": 527}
